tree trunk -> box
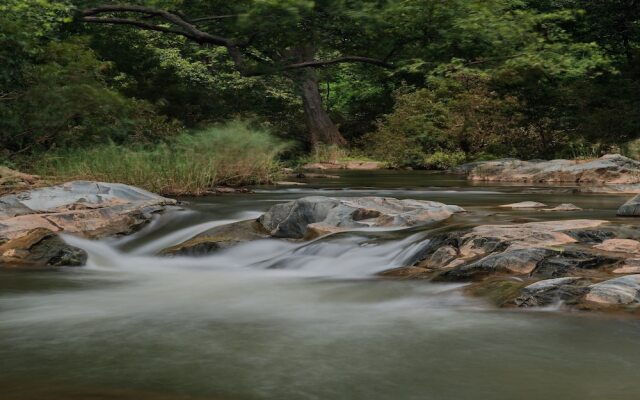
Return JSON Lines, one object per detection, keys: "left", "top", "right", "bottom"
{"left": 297, "top": 71, "right": 346, "bottom": 146}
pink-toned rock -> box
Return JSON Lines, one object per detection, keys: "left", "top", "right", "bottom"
{"left": 0, "top": 181, "right": 176, "bottom": 243}
{"left": 468, "top": 154, "right": 640, "bottom": 188}
{"left": 301, "top": 161, "right": 384, "bottom": 171}
{"left": 593, "top": 239, "right": 640, "bottom": 255}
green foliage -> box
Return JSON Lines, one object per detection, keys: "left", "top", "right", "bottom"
{"left": 423, "top": 151, "right": 467, "bottom": 170}
{"left": 34, "top": 122, "right": 289, "bottom": 195}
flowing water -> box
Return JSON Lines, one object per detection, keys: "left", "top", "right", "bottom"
{"left": 2, "top": 171, "right": 640, "bottom": 400}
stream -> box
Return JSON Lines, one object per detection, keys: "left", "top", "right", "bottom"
{"left": 2, "top": 171, "right": 640, "bottom": 400}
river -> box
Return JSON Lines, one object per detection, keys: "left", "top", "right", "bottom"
{"left": 2, "top": 171, "right": 639, "bottom": 400}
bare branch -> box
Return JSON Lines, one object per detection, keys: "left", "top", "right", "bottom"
{"left": 282, "top": 56, "right": 393, "bottom": 70}
{"left": 80, "top": 5, "right": 232, "bottom": 46}
{"left": 191, "top": 15, "right": 241, "bottom": 23}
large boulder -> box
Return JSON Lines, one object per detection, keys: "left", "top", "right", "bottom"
{"left": 165, "top": 196, "right": 465, "bottom": 255}
{"left": 467, "top": 154, "right": 640, "bottom": 189}
{"left": 258, "top": 196, "right": 465, "bottom": 239}
{"left": 0, "top": 181, "right": 176, "bottom": 240}
{"left": 0, "top": 228, "right": 87, "bottom": 267}
{"left": 617, "top": 194, "right": 640, "bottom": 217}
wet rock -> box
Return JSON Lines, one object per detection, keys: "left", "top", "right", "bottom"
{"left": 0, "top": 181, "right": 176, "bottom": 240}
{"left": 499, "top": 201, "right": 547, "bottom": 209}
{"left": 585, "top": 275, "right": 640, "bottom": 305}
{"left": 418, "top": 245, "right": 459, "bottom": 269}
{"left": 564, "top": 229, "right": 614, "bottom": 244}
{"left": 258, "top": 196, "right": 465, "bottom": 239}
{"left": 515, "top": 277, "right": 589, "bottom": 307}
{"left": 468, "top": 154, "right": 640, "bottom": 188}
{"left": 0, "top": 228, "right": 87, "bottom": 267}
{"left": 593, "top": 239, "right": 640, "bottom": 255}
{"left": 162, "top": 220, "right": 270, "bottom": 256}
{"left": 531, "top": 250, "right": 618, "bottom": 279}
{"left": 617, "top": 194, "right": 640, "bottom": 216}
{"left": 543, "top": 203, "right": 582, "bottom": 212}
{"left": 458, "top": 220, "right": 607, "bottom": 258}
{"left": 437, "top": 248, "right": 553, "bottom": 281}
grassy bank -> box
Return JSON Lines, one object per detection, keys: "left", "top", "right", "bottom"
{"left": 34, "top": 123, "right": 289, "bottom": 195}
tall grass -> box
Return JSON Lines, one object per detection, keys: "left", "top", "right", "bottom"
{"left": 34, "top": 122, "right": 289, "bottom": 195}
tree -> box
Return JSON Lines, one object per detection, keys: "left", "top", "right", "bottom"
{"left": 76, "top": 1, "right": 397, "bottom": 146}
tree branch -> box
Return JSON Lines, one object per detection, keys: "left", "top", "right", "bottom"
{"left": 282, "top": 56, "right": 393, "bottom": 70}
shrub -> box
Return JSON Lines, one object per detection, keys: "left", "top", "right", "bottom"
{"left": 33, "top": 122, "right": 289, "bottom": 195}
{"left": 423, "top": 151, "right": 467, "bottom": 170}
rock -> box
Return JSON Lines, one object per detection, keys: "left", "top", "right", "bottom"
{"left": 437, "top": 247, "right": 553, "bottom": 280}
{"left": 613, "top": 259, "right": 640, "bottom": 274}
{"left": 593, "top": 239, "right": 640, "bottom": 255}
{"left": 417, "top": 245, "right": 459, "bottom": 269}
{"left": 0, "top": 181, "right": 176, "bottom": 245}
{"left": 617, "top": 194, "right": 640, "bottom": 216}
{"left": 274, "top": 181, "right": 307, "bottom": 186}
{"left": 301, "top": 161, "right": 384, "bottom": 171}
{"left": 0, "top": 228, "right": 87, "bottom": 267}
{"left": 564, "top": 229, "right": 614, "bottom": 244}
{"left": 458, "top": 220, "right": 607, "bottom": 258}
{"left": 499, "top": 201, "right": 547, "bottom": 209}
{"left": 515, "top": 277, "right": 589, "bottom": 307}
{"left": 468, "top": 154, "right": 640, "bottom": 189}
{"left": 531, "top": 250, "right": 618, "bottom": 279}
{"left": 162, "top": 220, "right": 270, "bottom": 256}
{"left": 258, "top": 196, "right": 465, "bottom": 239}
{"left": 585, "top": 275, "right": 640, "bottom": 305}
{"left": 0, "top": 166, "right": 41, "bottom": 195}
{"left": 543, "top": 203, "right": 582, "bottom": 212}
{"left": 293, "top": 173, "right": 341, "bottom": 179}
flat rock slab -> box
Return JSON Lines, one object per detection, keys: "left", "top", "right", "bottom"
{"left": 543, "top": 203, "right": 582, "bottom": 212}
{"left": 586, "top": 275, "right": 640, "bottom": 305}
{"left": 593, "top": 239, "right": 640, "bottom": 255}
{"left": 516, "top": 277, "right": 589, "bottom": 307}
{"left": 0, "top": 181, "right": 176, "bottom": 266}
{"left": 301, "top": 161, "right": 385, "bottom": 170}
{"left": 499, "top": 201, "right": 547, "bottom": 209}
{"left": 468, "top": 154, "right": 640, "bottom": 188}
{"left": 259, "top": 196, "right": 465, "bottom": 239}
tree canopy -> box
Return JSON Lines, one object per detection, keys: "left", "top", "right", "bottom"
{"left": 1, "top": 0, "right": 639, "bottom": 166}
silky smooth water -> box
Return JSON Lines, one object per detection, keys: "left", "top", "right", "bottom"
{"left": 2, "top": 171, "right": 639, "bottom": 400}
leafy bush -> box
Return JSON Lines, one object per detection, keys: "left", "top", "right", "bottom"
{"left": 34, "top": 122, "right": 290, "bottom": 195}
{"left": 423, "top": 151, "right": 467, "bottom": 170}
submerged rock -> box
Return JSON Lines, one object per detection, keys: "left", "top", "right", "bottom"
{"left": 258, "top": 196, "right": 465, "bottom": 239}
{"left": 543, "top": 203, "right": 582, "bottom": 212}
{"left": 585, "top": 275, "right": 640, "bottom": 305}
{"left": 0, "top": 228, "right": 87, "bottom": 267}
{"left": 617, "top": 194, "right": 640, "bottom": 217}
{"left": 162, "top": 220, "right": 270, "bottom": 256}
{"left": 499, "top": 201, "right": 547, "bottom": 209}
{"left": 468, "top": 154, "right": 640, "bottom": 189}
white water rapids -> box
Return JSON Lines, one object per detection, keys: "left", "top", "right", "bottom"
{"left": 2, "top": 178, "right": 640, "bottom": 400}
